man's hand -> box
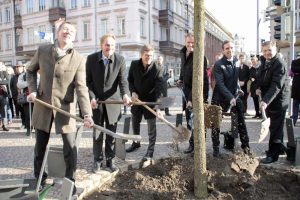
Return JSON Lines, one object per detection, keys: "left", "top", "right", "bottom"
{"left": 90, "top": 99, "right": 97, "bottom": 109}
{"left": 239, "top": 81, "right": 245, "bottom": 86}
{"left": 256, "top": 89, "right": 261, "bottom": 96}
{"left": 156, "top": 109, "right": 164, "bottom": 120}
{"left": 123, "top": 94, "right": 132, "bottom": 106}
{"left": 176, "top": 80, "right": 183, "bottom": 87}
{"left": 186, "top": 101, "right": 192, "bottom": 108}
{"left": 230, "top": 98, "right": 236, "bottom": 106}
{"left": 131, "top": 92, "right": 139, "bottom": 102}
{"left": 27, "top": 92, "right": 36, "bottom": 102}
{"left": 83, "top": 115, "right": 94, "bottom": 128}
{"left": 260, "top": 101, "right": 267, "bottom": 110}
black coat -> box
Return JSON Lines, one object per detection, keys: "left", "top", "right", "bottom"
{"left": 239, "top": 64, "right": 250, "bottom": 93}
{"left": 86, "top": 51, "right": 130, "bottom": 123}
{"left": 257, "top": 54, "right": 289, "bottom": 110}
{"left": 291, "top": 58, "right": 300, "bottom": 100}
{"left": 212, "top": 56, "right": 240, "bottom": 105}
{"left": 128, "top": 59, "right": 163, "bottom": 119}
{"left": 179, "top": 46, "right": 209, "bottom": 103}
{"left": 249, "top": 65, "right": 260, "bottom": 97}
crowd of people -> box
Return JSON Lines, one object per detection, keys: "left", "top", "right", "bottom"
{"left": 1, "top": 18, "right": 296, "bottom": 195}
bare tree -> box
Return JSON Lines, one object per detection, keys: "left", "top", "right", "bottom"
{"left": 193, "top": 0, "right": 208, "bottom": 198}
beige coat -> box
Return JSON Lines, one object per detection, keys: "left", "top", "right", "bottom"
{"left": 27, "top": 44, "right": 92, "bottom": 133}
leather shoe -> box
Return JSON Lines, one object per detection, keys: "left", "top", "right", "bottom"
{"left": 184, "top": 145, "right": 194, "bottom": 154}
{"left": 126, "top": 142, "right": 141, "bottom": 153}
{"left": 2, "top": 125, "right": 9, "bottom": 131}
{"left": 92, "top": 161, "right": 102, "bottom": 173}
{"left": 213, "top": 146, "right": 220, "bottom": 157}
{"left": 243, "top": 147, "right": 252, "bottom": 155}
{"left": 261, "top": 156, "right": 278, "bottom": 164}
{"left": 106, "top": 159, "right": 118, "bottom": 172}
{"left": 165, "top": 112, "right": 172, "bottom": 116}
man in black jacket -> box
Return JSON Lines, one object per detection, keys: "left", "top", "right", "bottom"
{"left": 238, "top": 54, "right": 250, "bottom": 115}
{"left": 176, "top": 33, "right": 209, "bottom": 154}
{"left": 257, "top": 41, "right": 289, "bottom": 164}
{"left": 126, "top": 44, "right": 164, "bottom": 161}
{"left": 86, "top": 34, "right": 131, "bottom": 172}
{"left": 291, "top": 53, "right": 300, "bottom": 126}
{"left": 211, "top": 40, "right": 250, "bottom": 157}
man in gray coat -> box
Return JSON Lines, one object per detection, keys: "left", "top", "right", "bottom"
{"left": 86, "top": 34, "right": 131, "bottom": 173}
{"left": 26, "top": 20, "right": 94, "bottom": 193}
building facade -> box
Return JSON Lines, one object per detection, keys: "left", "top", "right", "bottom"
{"left": 0, "top": 0, "right": 232, "bottom": 79}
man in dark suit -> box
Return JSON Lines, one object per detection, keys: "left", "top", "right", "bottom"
{"left": 291, "top": 53, "right": 300, "bottom": 126}
{"left": 86, "top": 34, "right": 131, "bottom": 173}
{"left": 211, "top": 40, "right": 250, "bottom": 157}
{"left": 238, "top": 53, "right": 250, "bottom": 115}
{"left": 126, "top": 44, "right": 164, "bottom": 161}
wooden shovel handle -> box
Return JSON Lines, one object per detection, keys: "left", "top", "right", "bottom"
{"left": 135, "top": 98, "right": 179, "bottom": 133}
{"left": 97, "top": 100, "right": 161, "bottom": 106}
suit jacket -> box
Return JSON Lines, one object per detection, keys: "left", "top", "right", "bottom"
{"left": 128, "top": 59, "right": 163, "bottom": 119}
{"left": 238, "top": 63, "right": 250, "bottom": 93}
{"left": 212, "top": 56, "right": 240, "bottom": 105}
{"left": 291, "top": 58, "right": 300, "bottom": 100}
{"left": 86, "top": 51, "right": 129, "bottom": 124}
{"left": 27, "top": 44, "right": 92, "bottom": 133}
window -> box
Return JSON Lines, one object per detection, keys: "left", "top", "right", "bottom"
{"left": 26, "top": 0, "right": 33, "bottom": 13}
{"left": 15, "top": 4, "right": 21, "bottom": 15}
{"left": 6, "top": 33, "right": 12, "bottom": 49}
{"left": 83, "top": 0, "right": 90, "bottom": 7}
{"left": 39, "top": 0, "right": 46, "bottom": 11}
{"left": 140, "top": 17, "right": 145, "bottom": 37}
{"left": 0, "top": 35, "right": 2, "bottom": 51}
{"left": 117, "top": 17, "right": 125, "bottom": 35}
{"left": 153, "top": 22, "right": 157, "bottom": 40}
{"left": 0, "top": 10, "right": 2, "bottom": 24}
{"left": 5, "top": 7, "right": 11, "bottom": 23}
{"left": 83, "top": 21, "right": 90, "bottom": 40}
{"left": 160, "top": 26, "right": 166, "bottom": 41}
{"left": 27, "top": 27, "right": 34, "bottom": 44}
{"left": 71, "top": 0, "right": 77, "bottom": 9}
{"left": 100, "top": 18, "right": 108, "bottom": 36}
{"left": 174, "top": 26, "right": 177, "bottom": 43}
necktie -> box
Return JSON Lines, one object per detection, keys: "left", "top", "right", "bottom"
{"left": 104, "top": 58, "right": 110, "bottom": 81}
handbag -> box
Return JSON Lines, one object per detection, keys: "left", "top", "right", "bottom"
{"left": 17, "top": 93, "right": 27, "bottom": 105}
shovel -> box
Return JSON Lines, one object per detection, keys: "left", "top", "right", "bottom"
{"left": 135, "top": 98, "right": 190, "bottom": 142}
{"left": 258, "top": 95, "right": 270, "bottom": 143}
{"left": 97, "top": 96, "right": 175, "bottom": 109}
{"left": 34, "top": 99, "right": 142, "bottom": 141}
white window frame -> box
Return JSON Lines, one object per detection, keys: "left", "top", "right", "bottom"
{"left": 83, "top": 21, "right": 90, "bottom": 40}
{"left": 5, "top": 7, "right": 11, "bottom": 23}
{"left": 83, "top": 0, "right": 91, "bottom": 7}
{"left": 117, "top": 17, "right": 125, "bottom": 35}
{"left": 39, "top": 0, "right": 46, "bottom": 11}
{"left": 100, "top": 18, "right": 108, "bottom": 37}
{"left": 27, "top": 27, "right": 34, "bottom": 44}
{"left": 140, "top": 17, "right": 145, "bottom": 37}
{"left": 26, "top": 0, "right": 33, "bottom": 13}
{"left": 71, "top": 0, "right": 77, "bottom": 9}
{"left": 6, "top": 33, "right": 12, "bottom": 50}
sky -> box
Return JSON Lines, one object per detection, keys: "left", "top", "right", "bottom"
{"left": 204, "top": 0, "right": 270, "bottom": 54}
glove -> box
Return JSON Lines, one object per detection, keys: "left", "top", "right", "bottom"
{"left": 27, "top": 92, "right": 36, "bottom": 102}
{"left": 83, "top": 115, "right": 94, "bottom": 128}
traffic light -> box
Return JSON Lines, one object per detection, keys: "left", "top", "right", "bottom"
{"left": 272, "top": 0, "right": 290, "bottom": 40}
{"left": 274, "top": 16, "right": 282, "bottom": 40}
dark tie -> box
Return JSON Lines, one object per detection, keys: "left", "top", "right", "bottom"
{"left": 104, "top": 58, "right": 110, "bottom": 81}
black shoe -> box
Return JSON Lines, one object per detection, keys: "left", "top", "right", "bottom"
{"left": 142, "top": 156, "right": 153, "bottom": 162}
{"left": 252, "top": 114, "right": 260, "bottom": 119}
{"left": 2, "top": 125, "right": 9, "bottom": 131}
{"left": 261, "top": 156, "right": 278, "bottom": 164}
{"left": 106, "top": 159, "right": 118, "bottom": 172}
{"left": 126, "top": 142, "right": 141, "bottom": 153}
{"left": 92, "top": 161, "right": 102, "bottom": 173}
{"left": 26, "top": 128, "right": 30, "bottom": 136}
{"left": 165, "top": 112, "right": 172, "bottom": 116}
{"left": 184, "top": 145, "right": 194, "bottom": 154}
{"left": 243, "top": 147, "right": 252, "bottom": 155}
{"left": 72, "top": 185, "right": 77, "bottom": 196}
{"left": 213, "top": 147, "right": 220, "bottom": 157}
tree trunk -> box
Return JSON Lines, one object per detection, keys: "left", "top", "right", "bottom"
{"left": 193, "top": 0, "right": 208, "bottom": 198}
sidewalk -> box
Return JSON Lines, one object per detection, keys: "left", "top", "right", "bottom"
{"left": 1, "top": 89, "right": 300, "bottom": 199}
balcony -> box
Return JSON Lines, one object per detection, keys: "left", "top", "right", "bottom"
{"left": 159, "top": 9, "right": 174, "bottom": 25}
{"left": 49, "top": 7, "right": 66, "bottom": 23}
{"left": 15, "top": 46, "right": 24, "bottom": 55}
{"left": 14, "top": 15, "right": 22, "bottom": 28}
{"left": 159, "top": 41, "right": 180, "bottom": 55}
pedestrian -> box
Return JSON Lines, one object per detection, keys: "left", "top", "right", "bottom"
{"left": 211, "top": 40, "right": 250, "bottom": 157}
{"left": 249, "top": 55, "right": 261, "bottom": 118}
{"left": 26, "top": 19, "right": 94, "bottom": 193}
{"left": 11, "top": 63, "right": 24, "bottom": 119}
{"left": 257, "top": 41, "right": 289, "bottom": 164}
{"left": 238, "top": 53, "right": 250, "bottom": 115}
{"left": 157, "top": 55, "right": 171, "bottom": 116}
{"left": 176, "top": 33, "right": 209, "bottom": 154}
{"left": 126, "top": 44, "right": 164, "bottom": 162}
{"left": 210, "top": 52, "right": 223, "bottom": 91}
{"left": 86, "top": 34, "right": 131, "bottom": 173}
{"left": 291, "top": 52, "right": 300, "bottom": 126}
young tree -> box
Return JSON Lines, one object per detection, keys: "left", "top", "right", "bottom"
{"left": 193, "top": 0, "right": 208, "bottom": 198}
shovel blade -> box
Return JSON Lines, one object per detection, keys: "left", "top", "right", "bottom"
{"left": 155, "top": 96, "right": 176, "bottom": 109}
{"left": 258, "top": 118, "right": 270, "bottom": 143}
{"left": 173, "top": 124, "right": 191, "bottom": 142}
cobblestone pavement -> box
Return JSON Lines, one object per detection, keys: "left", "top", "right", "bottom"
{"left": 0, "top": 87, "right": 300, "bottom": 199}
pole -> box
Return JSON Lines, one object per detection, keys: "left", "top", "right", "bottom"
{"left": 288, "top": 0, "right": 295, "bottom": 116}
{"left": 94, "top": 0, "right": 98, "bottom": 52}
{"left": 256, "top": 0, "right": 260, "bottom": 55}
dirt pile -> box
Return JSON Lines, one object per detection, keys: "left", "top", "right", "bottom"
{"left": 86, "top": 152, "right": 300, "bottom": 200}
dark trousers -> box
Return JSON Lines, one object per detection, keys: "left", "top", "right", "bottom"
{"left": 241, "top": 90, "right": 249, "bottom": 113}
{"left": 161, "top": 84, "right": 170, "bottom": 114}
{"left": 22, "top": 103, "right": 34, "bottom": 130}
{"left": 0, "top": 96, "right": 7, "bottom": 123}
{"left": 12, "top": 98, "right": 21, "bottom": 117}
{"left": 185, "top": 108, "right": 194, "bottom": 147}
{"left": 267, "top": 108, "right": 287, "bottom": 159}
{"left": 252, "top": 96, "right": 260, "bottom": 116}
{"left": 34, "top": 129, "right": 78, "bottom": 181}
{"left": 93, "top": 105, "right": 116, "bottom": 161}
{"left": 292, "top": 99, "right": 300, "bottom": 125}
{"left": 132, "top": 112, "right": 156, "bottom": 157}
{"left": 211, "top": 98, "right": 249, "bottom": 149}
{"left": 8, "top": 98, "right": 14, "bottom": 118}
